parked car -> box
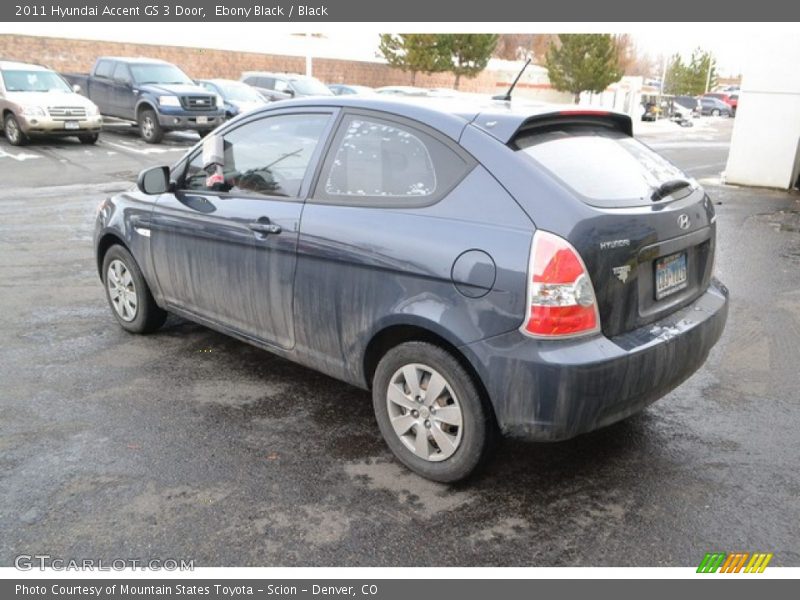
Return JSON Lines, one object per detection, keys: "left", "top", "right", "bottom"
{"left": 197, "top": 79, "right": 267, "bottom": 119}
{"left": 674, "top": 95, "right": 699, "bottom": 111}
{"left": 640, "top": 101, "right": 657, "bottom": 121}
{"left": 0, "top": 60, "right": 102, "bottom": 145}
{"left": 64, "top": 57, "right": 224, "bottom": 143}
{"left": 375, "top": 86, "right": 430, "bottom": 97}
{"left": 703, "top": 92, "right": 737, "bottom": 115}
{"left": 698, "top": 96, "right": 733, "bottom": 117}
{"left": 94, "top": 98, "right": 728, "bottom": 482}
{"left": 240, "top": 72, "right": 334, "bottom": 101}
{"left": 328, "top": 84, "right": 374, "bottom": 96}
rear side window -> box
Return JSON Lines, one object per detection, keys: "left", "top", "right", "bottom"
{"left": 95, "top": 60, "right": 114, "bottom": 79}
{"left": 317, "top": 115, "right": 471, "bottom": 205}
{"left": 513, "top": 125, "right": 689, "bottom": 208}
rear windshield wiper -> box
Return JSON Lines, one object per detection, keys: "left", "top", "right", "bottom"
{"left": 651, "top": 179, "right": 693, "bottom": 202}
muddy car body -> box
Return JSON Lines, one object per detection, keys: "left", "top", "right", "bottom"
{"left": 94, "top": 97, "right": 728, "bottom": 481}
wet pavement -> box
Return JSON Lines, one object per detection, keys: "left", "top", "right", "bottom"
{"left": 1, "top": 117, "right": 798, "bottom": 567}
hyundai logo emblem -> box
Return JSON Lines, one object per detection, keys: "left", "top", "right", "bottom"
{"left": 677, "top": 214, "right": 691, "bottom": 230}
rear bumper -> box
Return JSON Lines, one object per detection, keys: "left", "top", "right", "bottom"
{"left": 462, "top": 279, "right": 729, "bottom": 441}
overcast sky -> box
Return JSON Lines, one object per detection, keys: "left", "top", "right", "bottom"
{"left": 0, "top": 23, "right": 784, "bottom": 77}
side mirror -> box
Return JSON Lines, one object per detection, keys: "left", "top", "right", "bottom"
{"left": 72, "top": 84, "right": 81, "bottom": 93}
{"left": 285, "top": 89, "right": 295, "bottom": 98}
{"left": 137, "top": 166, "right": 171, "bottom": 195}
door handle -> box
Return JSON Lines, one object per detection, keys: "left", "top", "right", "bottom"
{"left": 248, "top": 218, "right": 282, "bottom": 236}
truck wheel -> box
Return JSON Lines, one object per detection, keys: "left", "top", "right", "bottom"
{"left": 198, "top": 129, "right": 214, "bottom": 138}
{"left": 138, "top": 108, "right": 163, "bottom": 144}
{"left": 79, "top": 133, "right": 99, "bottom": 145}
{"left": 4, "top": 113, "right": 29, "bottom": 146}
{"left": 372, "top": 341, "right": 497, "bottom": 483}
{"left": 102, "top": 245, "right": 167, "bottom": 334}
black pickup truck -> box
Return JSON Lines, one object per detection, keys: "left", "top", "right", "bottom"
{"left": 65, "top": 57, "right": 224, "bottom": 143}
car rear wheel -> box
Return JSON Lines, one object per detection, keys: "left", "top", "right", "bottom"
{"left": 138, "top": 108, "right": 163, "bottom": 144}
{"left": 102, "top": 245, "right": 167, "bottom": 334}
{"left": 711, "top": 109, "right": 720, "bottom": 117}
{"left": 372, "top": 341, "right": 496, "bottom": 482}
{"left": 79, "top": 133, "right": 99, "bottom": 144}
{"left": 4, "top": 114, "right": 28, "bottom": 146}
{"left": 198, "top": 128, "right": 214, "bottom": 138}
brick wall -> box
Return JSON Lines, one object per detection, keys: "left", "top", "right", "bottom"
{"left": 0, "top": 34, "right": 497, "bottom": 92}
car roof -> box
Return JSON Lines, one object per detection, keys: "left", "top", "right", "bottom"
{"left": 242, "top": 71, "right": 312, "bottom": 80}
{"left": 247, "top": 96, "right": 632, "bottom": 143}
{"left": 97, "top": 56, "right": 171, "bottom": 65}
{"left": 0, "top": 60, "right": 51, "bottom": 71}
{"left": 199, "top": 78, "right": 248, "bottom": 85}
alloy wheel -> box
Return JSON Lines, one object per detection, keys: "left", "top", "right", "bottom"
{"left": 106, "top": 259, "right": 138, "bottom": 322}
{"left": 386, "top": 363, "right": 464, "bottom": 462}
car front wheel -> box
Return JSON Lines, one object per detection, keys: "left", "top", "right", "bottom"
{"left": 4, "top": 113, "right": 28, "bottom": 146}
{"left": 372, "top": 341, "right": 496, "bottom": 483}
{"left": 138, "top": 108, "right": 164, "bottom": 144}
{"left": 711, "top": 109, "right": 720, "bottom": 117}
{"left": 102, "top": 245, "right": 167, "bottom": 333}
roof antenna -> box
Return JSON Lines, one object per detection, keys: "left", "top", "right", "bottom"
{"left": 493, "top": 58, "right": 531, "bottom": 102}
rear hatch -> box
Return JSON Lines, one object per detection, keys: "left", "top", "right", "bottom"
{"left": 510, "top": 113, "right": 717, "bottom": 339}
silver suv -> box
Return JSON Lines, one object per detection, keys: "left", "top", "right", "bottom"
{"left": 0, "top": 60, "right": 102, "bottom": 145}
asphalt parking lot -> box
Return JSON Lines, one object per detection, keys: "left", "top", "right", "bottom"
{"left": 1, "top": 117, "right": 799, "bottom": 567}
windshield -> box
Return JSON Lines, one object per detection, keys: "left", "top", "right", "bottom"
{"left": 2, "top": 70, "right": 72, "bottom": 93}
{"left": 218, "top": 82, "right": 262, "bottom": 102}
{"left": 514, "top": 125, "right": 689, "bottom": 208}
{"left": 290, "top": 77, "right": 334, "bottom": 96}
{"left": 129, "top": 64, "right": 193, "bottom": 85}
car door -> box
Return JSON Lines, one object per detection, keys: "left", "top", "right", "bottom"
{"left": 148, "top": 108, "right": 337, "bottom": 349}
{"left": 90, "top": 60, "right": 115, "bottom": 115}
{"left": 110, "top": 62, "right": 136, "bottom": 119}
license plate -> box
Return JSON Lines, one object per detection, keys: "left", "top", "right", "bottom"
{"left": 64, "top": 121, "right": 80, "bottom": 130}
{"left": 196, "top": 116, "right": 208, "bottom": 124}
{"left": 655, "top": 251, "right": 688, "bottom": 300}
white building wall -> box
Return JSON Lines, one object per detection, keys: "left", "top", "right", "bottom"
{"left": 725, "top": 35, "right": 800, "bottom": 189}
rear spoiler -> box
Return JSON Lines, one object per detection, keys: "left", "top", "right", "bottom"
{"left": 512, "top": 110, "right": 633, "bottom": 141}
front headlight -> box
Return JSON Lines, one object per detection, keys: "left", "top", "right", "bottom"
{"left": 215, "top": 94, "right": 224, "bottom": 108}
{"left": 158, "top": 95, "right": 181, "bottom": 107}
{"left": 21, "top": 105, "right": 46, "bottom": 117}
{"left": 86, "top": 104, "right": 99, "bottom": 116}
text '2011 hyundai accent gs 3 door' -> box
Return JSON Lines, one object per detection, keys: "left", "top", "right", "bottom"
{"left": 94, "top": 98, "right": 728, "bottom": 482}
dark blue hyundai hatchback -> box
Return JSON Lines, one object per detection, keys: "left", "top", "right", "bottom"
{"left": 94, "top": 97, "right": 728, "bottom": 482}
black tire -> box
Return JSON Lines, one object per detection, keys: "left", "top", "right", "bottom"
{"left": 198, "top": 128, "right": 214, "bottom": 138}
{"left": 101, "top": 244, "right": 167, "bottom": 334}
{"left": 138, "top": 108, "right": 163, "bottom": 144}
{"left": 4, "top": 113, "right": 29, "bottom": 146}
{"left": 79, "top": 133, "right": 99, "bottom": 144}
{"left": 372, "top": 341, "right": 497, "bottom": 483}
{"left": 711, "top": 109, "right": 720, "bottom": 117}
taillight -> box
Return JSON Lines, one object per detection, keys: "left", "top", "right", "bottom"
{"left": 521, "top": 230, "right": 601, "bottom": 338}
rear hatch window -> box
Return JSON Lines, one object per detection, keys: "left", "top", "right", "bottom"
{"left": 513, "top": 125, "right": 693, "bottom": 208}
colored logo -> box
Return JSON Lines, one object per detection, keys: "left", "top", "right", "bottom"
{"left": 697, "top": 552, "right": 773, "bottom": 573}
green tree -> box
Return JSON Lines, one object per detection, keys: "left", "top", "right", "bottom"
{"left": 663, "top": 49, "right": 717, "bottom": 95}
{"left": 378, "top": 34, "right": 448, "bottom": 85}
{"left": 663, "top": 53, "right": 688, "bottom": 95}
{"left": 437, "top": 34, "right": 498, "bottom": 89}
{"left": 544, "top": 34, "right": 624, "bottom": 103}
{"left": 687, "top": 48, "right": 717, "bottom": 94}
